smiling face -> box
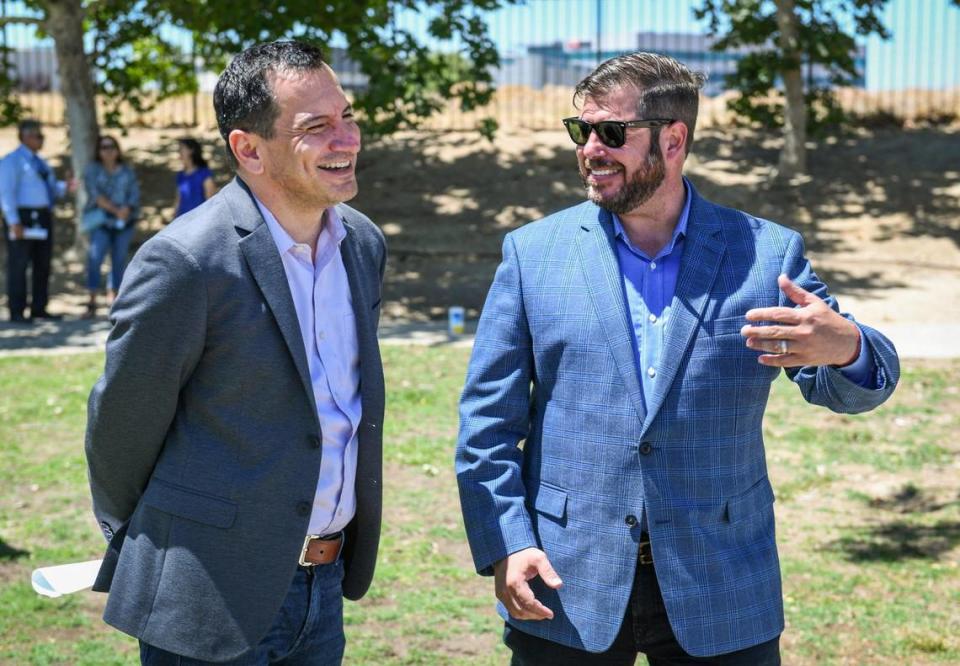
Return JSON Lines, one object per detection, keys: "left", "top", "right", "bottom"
{"left": 252, "top": 66, "right": 361, "bottom": 213}
{"left": 576, "top": 89, "right": 666, "bottom": 215}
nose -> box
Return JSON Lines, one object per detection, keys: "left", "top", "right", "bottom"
{"left": 331, "top": 120, "right": 361, "bottom": 154}
{"left": 580, "top": 128, "right": 608, "bottom": 160}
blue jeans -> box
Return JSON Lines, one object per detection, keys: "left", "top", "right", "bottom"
{"left": 86, "top": 224, "right": 135, "bottom": 291}
{"left": 139, "top": 562, "right": 346, "bottom": 666}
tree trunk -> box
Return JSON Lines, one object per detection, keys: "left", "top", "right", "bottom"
{"left": 44, "top": 0, "right": 98, "bottom": 249}
{"left": 775, "top": 0, "right": 806, "bottom": 178}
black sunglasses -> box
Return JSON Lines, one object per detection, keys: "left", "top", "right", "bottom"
{"left": 562, "top": 117, "right": 674, "bottom": 148}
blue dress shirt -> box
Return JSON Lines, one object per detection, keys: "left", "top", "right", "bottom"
{"left": 613, "top": 179, "right": 872, "bottom": 412}
{"left": 0, "top": 144, "right": 67, "bottom": 226}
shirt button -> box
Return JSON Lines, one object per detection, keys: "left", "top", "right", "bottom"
{"left": 317, "top": 330, "right": 326, "bottom": 341}
{"left": 296, "top": 501, "right": 311, "bottom": 516}
{"left": 648, "top": 313, "right": 657, "bottom": 323}
{"left": 647, "top": 367, "right": 656, "bottom": 378}
{"left": 625, "top": 515, "right": 638, "bottom": 526}
{"left": 640, "top": 442, "right": 653, "bottom": 455}
{"left": 650, "top": 261, "right": 657, "bottom": 270}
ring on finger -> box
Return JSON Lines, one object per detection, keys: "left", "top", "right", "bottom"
{"left": 776, "top": 339, "right": 789, "bottom": 354}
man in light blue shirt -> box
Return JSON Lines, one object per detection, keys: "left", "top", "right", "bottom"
{"left": 0, "top": 119, "right": 71, "bottom": 323}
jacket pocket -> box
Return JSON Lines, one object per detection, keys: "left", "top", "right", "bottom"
{"left": 533, "top": 482, "right": 568, "bottom": 521}
{"left": 726, "top": 477, "right": 775, "bottom": 523}
{"left": 143, "top": 478, "right": 237, "bottom": 529}
{"left": 700, "top": 314, "right": 748, "bottom": 338}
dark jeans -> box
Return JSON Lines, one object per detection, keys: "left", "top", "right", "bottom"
{"left": 140, "top": 561, "right": 346, "bottom": 666}
{"left": 504, "top": 559, "right": 780, "bottom": 666}
{"left": 5, "top": 207, "right": 53, "bottom": 318}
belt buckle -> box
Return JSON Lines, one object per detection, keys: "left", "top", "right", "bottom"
{"left": 639, "top": 540, "right": 654, "bottom": 565}
{"left": 299, "top": 534, "right": 321, "bottom": 567}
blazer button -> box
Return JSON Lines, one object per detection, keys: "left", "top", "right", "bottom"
{"left": 308, "top": 434, "right": 321, "bottom": 449}
{"left": 625, "top": 515, "right": 638, "bottom": 526}
{"left": 100, "top": 521, "right": 114, "bottom": 539}
{"left": 296, "top": 501, "right": 311, "bottom": 516}
{"left": 639, "top": 442, "right": 653, "bottom": 455}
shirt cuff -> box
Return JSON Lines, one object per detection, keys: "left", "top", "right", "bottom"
{"left": 837, "top": 326, "right": 873, "bottom": 386}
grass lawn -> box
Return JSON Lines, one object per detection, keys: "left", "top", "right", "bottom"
{"left": 0, "top": 348, "right": 957, "bottom": 665}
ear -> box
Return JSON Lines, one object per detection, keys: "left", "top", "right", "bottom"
{"left": 661, "top": 121, "right": 688, "bottom": 161}
{"left": 229, "top": 129, "right": 264, "bottom": 175}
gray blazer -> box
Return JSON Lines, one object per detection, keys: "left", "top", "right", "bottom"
{"left": 85, "top": 178, "right": 386, "bottom": 661}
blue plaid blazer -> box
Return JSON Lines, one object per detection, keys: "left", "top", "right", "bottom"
{"left": 456, "top": 183, "right": 899, "bottom": 657}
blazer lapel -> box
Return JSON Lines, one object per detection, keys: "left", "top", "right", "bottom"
{"left": 338, "top": 213, "right": 380, "bottom": 373}
{"left": 640, "top": 193, "right": 725, "bottom": 435}
{"left": 228, "top": 179, "right": 315, "bottom": 409}
{"left": 576, "top": 205, "right": 647, "bottom": 426}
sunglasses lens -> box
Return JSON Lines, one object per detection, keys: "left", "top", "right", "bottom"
{"left": 564, "top": 119, "right": 590, "bottom": 145}
{"left": 595, "top": 122, "right": 626, "bottom": 148}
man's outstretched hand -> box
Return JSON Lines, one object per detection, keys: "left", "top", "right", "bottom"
{"left": 741, "top": 274, "right": 861, "bottom": 367}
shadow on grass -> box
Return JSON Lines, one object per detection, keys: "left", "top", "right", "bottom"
{"left": 867, "top": 483, "right": 957, "bottom": 513}
{"left": 829, "top": 520, "right": 960, "bottom": 562}
{"left": 0, "top": 538, "right": 29, "bottom": 560}
{"left": 692, "top": 127, "right": 960, "bottom": 255}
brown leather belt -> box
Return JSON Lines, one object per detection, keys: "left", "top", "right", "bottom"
{"left": 299, "top": 533, "right": 343, "bottom": 566}
{"left": 639, "top": 539, "right": 653, "bottom": 566}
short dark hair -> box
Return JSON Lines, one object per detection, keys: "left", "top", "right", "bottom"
{"left": 17, "top": 118, "right": 42, "bottom": 140}
{"left": 94, "top": 134, "right": 124, "bottom": 164}
{"left": 574, "top": 52, "right": 706, "bottom": 155}
{"left": 213, "top": 40, "right": 328, "bottom": 165}
{"left": 178, "top": 137, "right": 208, "bottom": 170}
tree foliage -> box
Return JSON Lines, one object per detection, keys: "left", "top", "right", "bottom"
{"left": 694, "top": 0, "right": 891, "bottom": 133}
{"left": 0, "top": 46, "right": 26, "bottom": 125}
{"left": 15, "top": 0, "right": 517, "bottom": 138}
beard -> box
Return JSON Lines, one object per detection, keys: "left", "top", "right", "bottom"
{"left": 580, "top": 141, "right": 665, "bottom": 215}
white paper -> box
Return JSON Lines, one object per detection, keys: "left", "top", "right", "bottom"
{"left": 21, "top": 226, "right": 49, "bottom": 241}
{"left": 31, "top": 559, "right": 103, "bottom": 598}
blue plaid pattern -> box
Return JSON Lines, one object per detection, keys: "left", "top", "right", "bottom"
{"left": 455, "top": 183, "right": 900, "bottom": 657}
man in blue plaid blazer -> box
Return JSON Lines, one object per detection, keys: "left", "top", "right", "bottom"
{"left": 456, "top": 53, "right": 899, "bottom": 665}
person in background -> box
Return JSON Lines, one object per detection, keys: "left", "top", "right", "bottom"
{"left": 82, "top": 135, "right": 140, "bottom": 318}
{"left": 172, "top": 137, "right": 217, "bottom": 219}
{"left": 0, "top": 119, "right": 75, "bottom": 323}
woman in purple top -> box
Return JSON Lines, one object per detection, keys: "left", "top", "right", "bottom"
{"left": 173, "top": 138, "right": 217, "bottom": 219}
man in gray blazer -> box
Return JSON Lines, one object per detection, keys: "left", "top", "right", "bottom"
{"left": 85, "top": 41, "right": 386, "bottom": 665}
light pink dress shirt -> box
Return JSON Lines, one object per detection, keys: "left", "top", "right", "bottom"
{"left": 256, "top": 198, "right": 361, "bottom": 536}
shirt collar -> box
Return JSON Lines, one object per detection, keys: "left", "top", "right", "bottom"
{"left": 254, "top": 196, "right": 346, "bottom": 259}
{"left": 612, "top": 178, "right": 692, "bottom": 259}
